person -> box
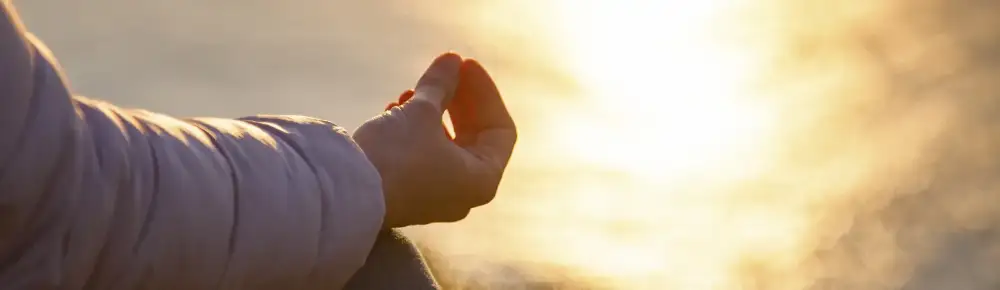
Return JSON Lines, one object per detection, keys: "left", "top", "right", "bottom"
{"left": 0, "top": 1, "right": 517, "bottom": 289}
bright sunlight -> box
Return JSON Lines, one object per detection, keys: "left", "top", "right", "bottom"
{"left": 549, "top": 0, "right": 775, "bottom": 182}
{"left": 539, "top": 1, "right": 785, "bottom": 287}
{"left": 412, "top": 0, "right": 803, "bottom": 289}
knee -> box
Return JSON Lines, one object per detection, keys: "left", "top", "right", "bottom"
{"left": 344, "top": 230, "right": 439, "bottom": 290}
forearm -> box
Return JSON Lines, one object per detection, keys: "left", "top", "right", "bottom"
{"left": 0, "top": 2, "right": 385, "bottom": 287}
{"left": 0, "top": 1, "right": 34, "bottom": 141}
{"left": 3, "top": 97, "right": 386, "bottom": 288}
{"left": 0, "top": 0, "right": 86, "bottom": 256}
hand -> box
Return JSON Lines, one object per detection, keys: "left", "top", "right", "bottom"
{"left": 353, "top": 53, "right": 517, "bottom": 228}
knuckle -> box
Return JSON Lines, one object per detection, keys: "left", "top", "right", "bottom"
{"left": 471, "top": 190, "right": 497, "bottom": 207}
{"left": 400, "top": 100, "right": 441, "bottom": 121}
{"left": 441, "top": 209, "right": 471, "bottom": 222}
{"left": 463, "top": 181, "right": 499, "bottom": 207}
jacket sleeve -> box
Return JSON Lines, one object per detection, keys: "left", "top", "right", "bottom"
{"left": 0, "top": 2, "right": 385, "bottom": 289}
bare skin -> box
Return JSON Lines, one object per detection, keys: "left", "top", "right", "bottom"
{"left": 353, "top": 53, "right": 518, "bottom": 228}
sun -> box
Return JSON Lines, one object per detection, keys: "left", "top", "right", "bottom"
{"left": 548, "top": 0, "right": 774, "bottom": 182}
{"left": 420, "top": 0, "right": 789, "bottom": 288}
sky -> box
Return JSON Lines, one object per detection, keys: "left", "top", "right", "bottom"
{"left": 17, "top": 0, "right": 1000, "bottom": 289}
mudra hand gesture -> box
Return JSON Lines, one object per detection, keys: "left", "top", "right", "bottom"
{"left": 353, "top": 53, "right": 517, "bottom": 228}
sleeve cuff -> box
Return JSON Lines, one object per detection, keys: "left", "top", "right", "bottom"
{"left": 239, "top": 115, "right": 385, "bottom": 288}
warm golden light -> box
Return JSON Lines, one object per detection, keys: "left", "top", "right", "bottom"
{"left": 413, "top": 0, "right": 803, "bottom": 289}
{"left": 404, "top": 0, "right": 993, "bottom": 289}
{"left": 548, "top": 0, "right": 775, "bottom": 182}
{"left": 544, "top": 3, "right": 786, "bottom": 287}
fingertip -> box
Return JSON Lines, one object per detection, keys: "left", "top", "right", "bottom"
{"left": 434, "top": 52, "right": 463, "bottom": 67}
{"left": 461, "top": 57, "right": 482, "bottom": 68}
{"left": 421, "top": 52, "right": 463, "bottom": 79}
{"left": 398, "top": 89, "right": 415, "bottom": 103}
{"left": 459, "top": 58, "right": 494, "bottom": 89}
{"left": 413, "top": 52, "right": 463, "bottom": 112}
{"left": 458, "top": 58, "right": 513, "bottom": 129}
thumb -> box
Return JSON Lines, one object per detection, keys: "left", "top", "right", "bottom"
{"left": 409, "top": 52, "right": 463, "bottom": 113}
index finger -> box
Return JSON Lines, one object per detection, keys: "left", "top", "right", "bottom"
{"left": 451, "top": 59, "right": 517, "bottom": 165}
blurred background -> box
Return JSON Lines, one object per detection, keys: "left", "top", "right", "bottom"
{"left": 15, "top": 0, "right": 1000, "bottom": 289}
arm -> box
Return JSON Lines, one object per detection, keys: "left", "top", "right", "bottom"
{"left": 0, "top": 2, "right": 384, "bottom": 289}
